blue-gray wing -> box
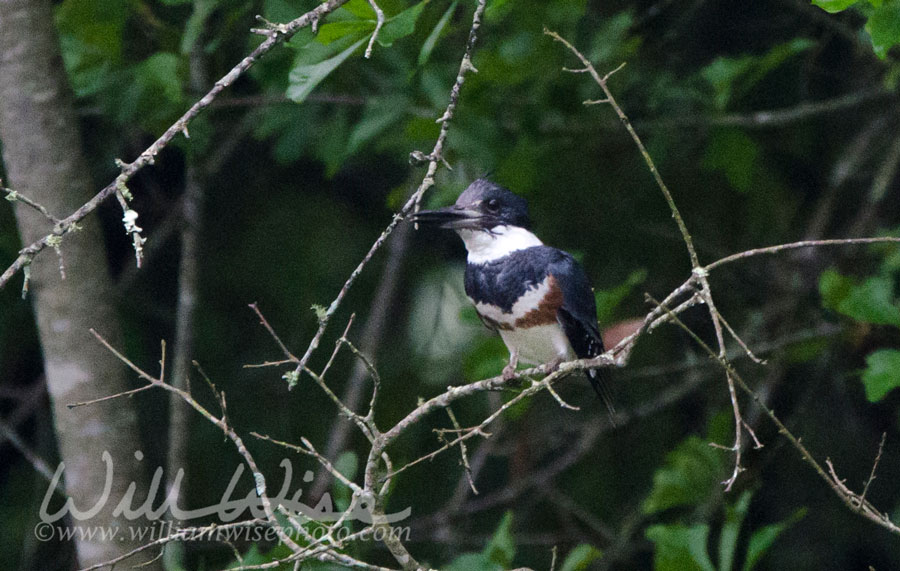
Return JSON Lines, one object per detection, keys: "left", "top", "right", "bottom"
{"left": 547, "top": 250, "right": 616, "bottom": 418}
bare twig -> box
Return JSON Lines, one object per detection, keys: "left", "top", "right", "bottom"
{"left": 2, "top": 183, "right": 59, "bottom": 223}
{"left": 0, "top": 418, "right": 64, "bottom": 492}
{"left": 365, "top": 0, "right": 385, "bottom": 59}
{"left": 704, "top": 237, "right": 900, "bottom": 272}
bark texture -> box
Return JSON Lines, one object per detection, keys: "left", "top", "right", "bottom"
{"left": 0, "top": 0, "right": 160, "bottom": 568}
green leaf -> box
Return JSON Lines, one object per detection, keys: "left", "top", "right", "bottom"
{"left": 642, "top": 436, "right": 724, "bottom": 514}
{"left": 861, "top": 349, "right": 900, "bottom": 402}
{"left": 344, "top": 98, "right": 408, "bottom": 158}
{"left": 811, "top": 0, "right": 862, "bottom": 13}
{"left": 742, "top": 508, "right": 805, "bottom": 571}
{"left": 377, "top": 0, "right": 430, "bottom": 47}
{"left": 702, "top": 129, "right": 759, "bottom": 193}
{"left": 137, "top": 53, "right": 183, "bottom": 103}
{"left": 483, "top": 511, "right": 515, "bottom": 567}
{"left": 820, "top": 270, "right": 900, "bottom": 327}
{"left": 418, "top": 0, "right": 458, "bottom": 66}
{"left": 559, "top": 544, "right": 603, "bottom": 571}
{"left": 818, "top": 268, "right": 853, "bottom": 311}
{"left": 442, "top": 553, "right": 501, "bottom": 571}
{"left": 332, "top": 451, "right": 358, "bottom": 511}
{"left": 595, "top": 269, "right": 647, "bottom": 325}
{"left": 287, "top": 37, "right": 366, "bottom": 103}
{"left": 645, "top": 524, "right": 716, "bottom": 571}
{"left": 719, "top": 490, "right": 753, "bottom": 571}
{"left": 316, "top": 20, "right": 375, "bottom": 45}
{"left": 342, "top": 0, "right": 377, "bottom": 19}
{"left": 866, "top": 2, "right": 900, "bottom": 58}
{"left": 181, "top": 0, "right": 216, "bottom": 54}
{"left": 701, "top": 39, "right": 814, "bottom": 109}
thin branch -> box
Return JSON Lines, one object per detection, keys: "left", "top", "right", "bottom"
{"left": 365, "top": 0, "right": 385, "bottom": 59}
{"left": 0, "top": 418, "right": 64, "bottom": 492}
{"left": 704, "top": 237, "right": 900, "bottom": 272}
{"left": 2, "top": 183, "right": 59, "bottom": 223}
{"left": 859, "top": 432, "right": 887, "bottom": 507}
{"left": 446, "top": 407, "right": 477, "bottom": 494}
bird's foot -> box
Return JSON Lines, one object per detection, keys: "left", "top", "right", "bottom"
{"left": 545, "top": 357, "right": 564, "bottom": 374}
{"left": 502, "top": 351, "right": 519, "bottom": 381}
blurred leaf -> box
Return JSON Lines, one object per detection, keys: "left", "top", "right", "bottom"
{"left": 137, "top": 53, "right": 184, "bottom": 103}
{"left": 719, "top": 490, "right": 753, "bottom": 571}
{"left": 484, "top": 511, "right": 515, "bottom": 567}
{"left": 181, "top": 0, "right": 217, "bottom": 58}
{"left": 866, "top": 2, "right": 900, "bottom": 58}
{"left": 332, "top": 451, "right": 358, "bottom": 511}
{"left": 819, "top": 269, "right": 853, "bottom": 312}
{"left": 344, "top": 98, "right": 409, "bottom": 158}
{"left": 377, "top": 0, "right": 430, "bottom": 47}
{"left": 811, "top": 0, "right": 861, "bottom": 12}
{"left": 343, "top": 0, "right": 377, "bottom": 19}
{"left": 442, "top": 512, "right": 514, "bottom": 571}
{"left": 742, "top": 508, "right": 806, "bottom": 570}
{"left": 861, "top": 349, "right": 900, "bottom": 402}
{"left": 595, "top": 269, "right": 648, "bottom": 325}
{"left": 55, "top": 0, "right": 128, "bottom": 96}
{"left": 316, "top": 20, "right": 375, "bottom": 45}
{"left": 559, "top": 544, "right": 603, "bottom": 571}
{"left": 642, "top": 436, "right": 724, "bottom": 514}
{"left": 287, "top": 36, "right": 366, "bottom": 103}
{"left": 419, "top": 0, "right": 458, "bottom": 66}
{"left": 702, "top": 129, "right": 759, "bottom": 193}
{"left": 442, "top": 553, "right": 502, "bottom": 571}
{"left": 820, "top": 270, "right": 900, "bottom": 327}
{"left": 702, "top": 39, "right": 814, "bottom": 109}
{"left": 645, "top": 524, "right": 716, "bottom": 571}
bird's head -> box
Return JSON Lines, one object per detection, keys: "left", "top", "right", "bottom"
{"left": 411, "top": 179, "right": 532, "bottom": 232}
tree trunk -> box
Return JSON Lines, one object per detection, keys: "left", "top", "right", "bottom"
{"left": 0, "top": 0, "right": 161, "bottom": 568}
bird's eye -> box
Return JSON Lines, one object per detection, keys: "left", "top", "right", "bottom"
{"left": 486, "top": 199, "right": 500, "bottom": 213}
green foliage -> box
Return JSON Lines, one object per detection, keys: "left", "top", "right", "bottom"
{"left": 861, "top": 349, "right": 900, "bottom": 401}
{"left": 287, "top": 36, "right": 368, "bottom": 103}
{"left": 701, "top": 39, "right": 814, "bottom": 110}
{"left": 595, "top": 269, "right": 647, "bottom": 325}
{"left": 646, "top": 491, "right": 803, "bottom": 571}
{"left": 866, "top": 2, "right": 900, "bottom": 58}
{"left": 819, "top": 269, "right": 900, "bottom": 327}
{"left": 702, "top": 129, "right": 760, "bottom": 193}
{"left": 642, "top": 436, "right": 725, "bottom": 514}
{"left": 812, "top": 0, "right": 900, "bottom": 58}
{"left": 646, "top": 524, "right": 716, "bottom": 571}
{"left": 559, "top": 544, "right": 603, "bottom": 571}
{"left": 443, "top": 512, "right": 515, "bottom": 570}
{"left": 418, "top": 1, "right": 458, "bottom": 66}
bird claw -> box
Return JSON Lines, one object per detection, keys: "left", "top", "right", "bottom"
{"left": 502, "top": 351, "right": 519, "bottom": 381}
{"left": 545, "top": 357, "right": 563, "bottom": 373}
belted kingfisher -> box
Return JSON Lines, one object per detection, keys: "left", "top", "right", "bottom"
{"left": 411, "top": 179, "right": 614, "bottom": 414}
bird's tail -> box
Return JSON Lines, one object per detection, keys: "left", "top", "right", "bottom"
{"left": 587, "top": 368, "right": 618, "bottom": 426}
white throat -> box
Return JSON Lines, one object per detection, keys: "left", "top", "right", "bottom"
{"left": 456, "top": 225, "right": 543, "bottom": 264}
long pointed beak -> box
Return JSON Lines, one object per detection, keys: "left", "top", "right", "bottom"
{"left": 409, "top": 207, "right": 487, "bottom": 230}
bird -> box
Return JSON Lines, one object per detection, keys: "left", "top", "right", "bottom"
{"left": 411, "top": 178, "right": 615, "bottom": 415}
